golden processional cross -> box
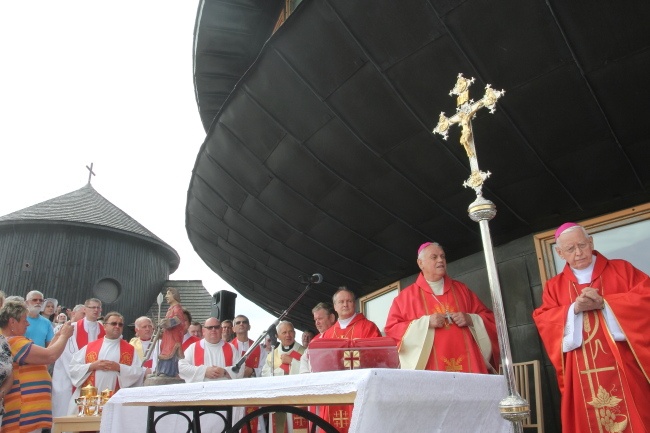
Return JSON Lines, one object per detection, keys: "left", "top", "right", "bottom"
{"left": 432, "top": 74, "right": 529, "bottom": 433}
{"left": 433, "top": 73, "right": 504, "bottom": 195}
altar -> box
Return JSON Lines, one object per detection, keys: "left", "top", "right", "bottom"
{"left": 100, "top": 369, "right": 512, "bottom": 433}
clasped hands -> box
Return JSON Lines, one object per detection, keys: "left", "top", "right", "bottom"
{"left": 429, "top": 312, "right": 473, "bottom": 329}
{"left": 90, "top": 360, "right": 120, "bottom": 372}
{"left": 205, "top": 366, "right": 230, "bottom": 379}
{"left": 574, "top": 287, "right": 604, "bottom": 314}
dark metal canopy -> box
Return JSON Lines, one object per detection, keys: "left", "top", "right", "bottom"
{"left": 187, "top": 0, "right": 650, "bottom": 331}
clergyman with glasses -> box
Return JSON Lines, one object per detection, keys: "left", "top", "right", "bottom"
{"left": 52, "top": 297, "right": 106, "bottom": 417}
{"left": 68, "top": 311, "right": 147, "bottom": 413}
{"left": 533, "top": 222, "right": 650, "bottom": 432}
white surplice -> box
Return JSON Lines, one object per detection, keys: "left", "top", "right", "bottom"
{"left": 67, "top": 337, "right": 146, "bottom": 415}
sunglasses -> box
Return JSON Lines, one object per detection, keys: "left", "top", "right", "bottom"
{"left": 106, "top": 322, "right": 124, "bottom": 327}
{"left": 204, "top": 325, "right": 221, "bottom": 330}
{"left": 234, "top": 320, "right": 249, "bottom": 325}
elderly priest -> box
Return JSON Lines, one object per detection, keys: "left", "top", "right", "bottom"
{"left": 385, "top": 242, "right": 499, "bottom": 373}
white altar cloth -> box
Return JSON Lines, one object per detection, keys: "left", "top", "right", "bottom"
{"left": 100, "top": 369, "right": 512, "bottom": 433}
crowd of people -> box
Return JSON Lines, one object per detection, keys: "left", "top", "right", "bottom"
{"left": 1, "top": 223, "right": 646, "bottom": 433}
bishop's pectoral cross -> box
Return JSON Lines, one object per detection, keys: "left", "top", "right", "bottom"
{"left": 443, "top": 310, "right": 453, "bottom": 326}
{"left": 432, "top": 73, "right": 504, "bottom": 195}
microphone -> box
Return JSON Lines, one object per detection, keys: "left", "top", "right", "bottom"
{"left": 299, "top": 273, "right": 323, "bottom": 284}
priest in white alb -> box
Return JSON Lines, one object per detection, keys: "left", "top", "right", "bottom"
{"left": 67, "top": 311, "right": 148, "bottom": 414}
{"left": 178, "top": 317, "right": 243, "bottom": 382}
{"left": 52, "top": 298, "right": 105, "bottom": 417}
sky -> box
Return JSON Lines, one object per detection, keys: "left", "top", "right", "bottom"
{"left": 0, "top": 1, "right": 289, "bottom": 340}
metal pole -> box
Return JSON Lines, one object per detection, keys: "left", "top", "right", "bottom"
{"left": 433, "top": 74, "right": 529, "bottom": 431}
{"left": 469, "top": 197, "right": 526, "bottom": 432}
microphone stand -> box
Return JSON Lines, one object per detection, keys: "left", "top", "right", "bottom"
{"left": 231, "top": 279, "right": 317, "bottom": 374}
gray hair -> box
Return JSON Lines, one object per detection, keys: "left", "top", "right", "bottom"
{"left": 73, "top": 304, "right": 85, "bottom": 312}
{"left": 276, "top": 320, "right": 294, "bottom": 333}
{"left": 0, "top": 300, "right": 28, "bottom": 328}
{"left": 26, "top": 290, "right": 44, "bottom": 301}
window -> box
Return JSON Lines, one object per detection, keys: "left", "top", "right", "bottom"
{"left": 359, "top": 282, "right": 400, "bottom": 334}
{"left": 93, "top": 277, "right": 122, "bottom": 304}
{"left": 534, "top": 203, "right": 650, "bottom": 285}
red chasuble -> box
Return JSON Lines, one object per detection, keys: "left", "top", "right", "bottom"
{"left": 385, "top": 273, "right": 499, "bottom": 373}
{"left": 533, "top": 251, "right": 650, "bottom": 432}
{"left": 318, "top": 314, "right": 382, "bottom": 433}
{"left": 83, "top": 338, "right": 135, "bottom": 391}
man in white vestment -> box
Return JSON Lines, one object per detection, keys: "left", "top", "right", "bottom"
{"left": 52, "top": 297, "right": 105, "bottom": 417}
{"left": 68, "top": 311, "right": 147, "bottom": 414}
{"left": 231, "top": 314, "right": 267, "bottom": 433}
{"left": 262, "top": 321, "right": 307, "bottom": 433}
{"left": 130, "top": 316, "right": 157, "bottom": 369}
{"left": 179, "top": 317, "right": 244, "bottom": 432}
{"left": 179, "top": 317, "right": 243, "bottom": 382}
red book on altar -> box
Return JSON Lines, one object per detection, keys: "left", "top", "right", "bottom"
{"left": 308, "top": 337, "right": 400, "bottom": 372}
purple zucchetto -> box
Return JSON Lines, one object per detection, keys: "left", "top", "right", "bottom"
{"left": 554, "top": 222, "right": 579, "bottom": 240}
{"left": 418, "top": 242, "right": 433, "bottom": 255}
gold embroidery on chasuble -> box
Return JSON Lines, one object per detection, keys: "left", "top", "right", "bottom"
{"left": 332, "top": 324, "right": 357, "bottom": 339}
{"left": 443, "top": 356, "right": 464, "bottom": 372}
{"left": 570, "top": 280, "right": 632, "bottom": 432}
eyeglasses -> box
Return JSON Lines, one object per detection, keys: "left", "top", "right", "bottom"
{"left": 234, "top": 320, "right": 249, "bottom": 325}
{"left": 561, "top": 242, "right": 590, "bottom": 254}
{"left": 204, "top": 325, "right": 221, "bottom": 330}
{"left": 106, "top": 322, "right": 124, "bottom": 327}
{"left": 86, "top": 306, "right": 101, "bottom": 310}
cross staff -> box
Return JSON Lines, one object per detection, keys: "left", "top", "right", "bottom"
{"left": 432, "top": 73, "right": 504, "bottom": 195}
{"left": 431, "top": 74, "right": 529, "bottom": 431}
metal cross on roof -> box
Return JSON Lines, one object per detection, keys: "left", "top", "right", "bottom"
{"left": 86, "top": 163, "right": 96, "bottom": 184}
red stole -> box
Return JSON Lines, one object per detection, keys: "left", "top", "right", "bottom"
{"left": 232, "top": 338, "right": 261, "bottom": 369}
{"left": 76, "top": 318, "right": 105, "bottom": 349}
{"left": 182, "top": 334, "right": 200, "bottom": 352}
{"left": 279, "top": 348, "right": 302, "bottom": 374}
{"left": 231, "top": 339, "right": 261, "bottom": 433}
{"left": 83, "top": 338, "right": 134, "bottom": 392}
{"left": 141, "top": 340, "right": 153, "bottom": 368}
{"left": 193, "top": 341, "right": 233, "bottom": 366}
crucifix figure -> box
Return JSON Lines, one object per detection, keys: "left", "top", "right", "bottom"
{"left": 432, "top": 73, "right": 504, "bottom": 195}
{"left": 86, "top": 163, "right": 96, "bottom": 184}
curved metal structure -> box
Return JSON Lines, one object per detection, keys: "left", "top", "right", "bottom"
{"left": 187, "top": 0, "right": 650, "bottom": 331}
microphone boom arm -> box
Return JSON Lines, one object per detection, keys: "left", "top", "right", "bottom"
{"left": 231, "top": 278, "right": 318, "bottom": 373}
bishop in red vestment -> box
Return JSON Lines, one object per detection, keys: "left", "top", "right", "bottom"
{"left": 384, "top": 242, "right": 499, "bottom": 373}
{"left": 533, "top": 223, "right": 650, "bottom": 432}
